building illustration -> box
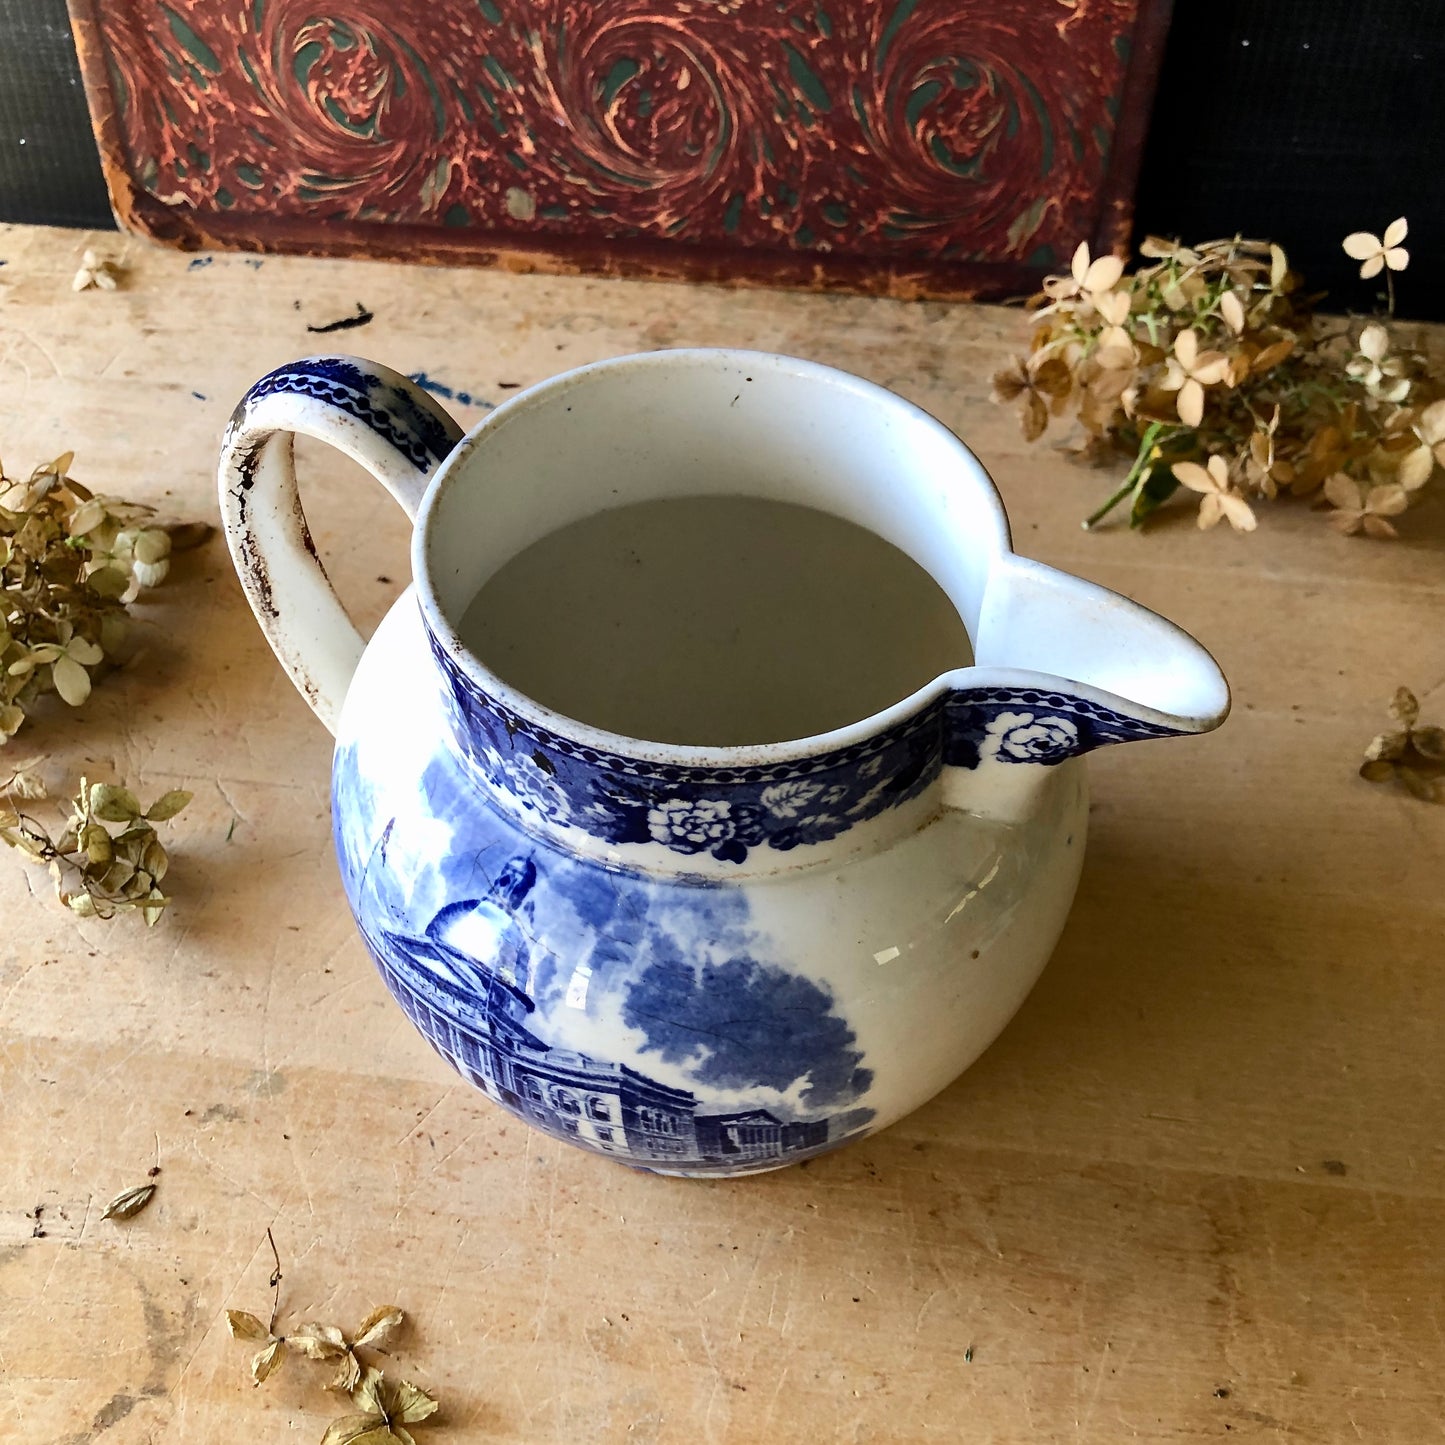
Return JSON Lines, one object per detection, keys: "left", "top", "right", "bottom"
{"left": 358, "top": 857, "right": 872, "bottom": 1172}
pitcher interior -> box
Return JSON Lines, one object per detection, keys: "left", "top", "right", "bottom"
{"left": 420, "top": 352, "right": 1009, "bottom": 750}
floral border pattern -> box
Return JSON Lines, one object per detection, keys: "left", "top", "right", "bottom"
{"left": 434, "top": 640, "right": 1185, "bottom": 865}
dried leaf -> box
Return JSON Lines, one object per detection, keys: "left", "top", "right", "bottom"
{"left": 66, "top": 498, "right": 107, "bottom": 537}
{"left": 8, "top": 765, "right": 47, "bottom": 801}
{"left": 353, "top": 1306, "right": 405, "bottom": 1350}
{"left": 226, "top": 1310, "right": 271, "bottom": 1342}
{"left": 250, "top": 1338, "right": 287, "bottom": 1385}
{"left": 101, "top": 1182, "right": 156, "bottom": 1220}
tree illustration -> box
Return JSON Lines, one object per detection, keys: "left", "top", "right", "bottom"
{"left": 623, "top": 952, "right": 871, "bottom": 1111}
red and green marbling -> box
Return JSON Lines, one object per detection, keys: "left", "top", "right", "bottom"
{"left": 77, "top": 0, "right": 1164, "bottom": 293}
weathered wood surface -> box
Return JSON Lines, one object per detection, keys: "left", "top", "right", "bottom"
{"left": 1, "top": 224, "right": 1442, "bottom": 1444}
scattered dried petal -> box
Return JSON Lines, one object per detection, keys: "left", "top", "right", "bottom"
{"left": 226, "top": 1310, "right": 271, "bottom": 1341}
{"left": 251, "top": 1338, "right": 287, "bottom": 1385}
{"left": 1396, "top": 766, "right": 1436, "bottom": 801}
{"left": 101, "top": 1182, "right": 156, "bottom": 1220}
{"left": 389, "top": 1380, "right": 439, "bottom": 1425}
{"left": 51, "top": 654, "right": 92, "bottom": 708}
{"left": 353, "top": 1306, "right": 405, "bottom": 1350}
{"left": 1388, "top": 688, "right": 1420, "bottom": 728}
{"left": 292, "top": 1323, "right": 349, "bottom": 1360}
{"left": 321, "top": 1416, "right": 399, "bottom": 1445}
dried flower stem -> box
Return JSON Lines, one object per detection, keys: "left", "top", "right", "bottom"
{"left": 265, "top": 1226, "right": 283, "bottom": 1336}
{"left": 1082, "top": 421, "right": 1169, "bottom": 529}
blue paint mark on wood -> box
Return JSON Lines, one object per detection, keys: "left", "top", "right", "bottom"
{"left": 407, "top": 372, "right": 496, "bottom": 410}
{"left": 187, "top": 256, "right": 213, "bottom": 270}
{"left": 191, "top": 391, "right": 207, "bottom": 400}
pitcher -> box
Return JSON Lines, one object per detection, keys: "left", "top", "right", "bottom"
{"left": 219, "top": 349, "right": 1227, "bottom": 1177}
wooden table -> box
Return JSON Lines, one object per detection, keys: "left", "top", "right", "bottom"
{"left": 1, "top": 224, "right": 1442, "bottom": 1445}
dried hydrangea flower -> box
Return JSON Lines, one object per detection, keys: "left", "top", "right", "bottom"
{"left": 0, "top": 450, "right": 202, "bottom": 742}
{"left": 1322, "top": 475, "right": 1408, "bottom": 538}
{"left": 1342, "top": 219, "right": 1409, "bottom": 280}
{"left": 992, "top": 219, "right": 1441, "bottom": 533}
{"left": 1360, "top": 688, "right": 1445, "bottom": 801}
{"left": 72, "top": 249, "right": 122, "bottom": 292}
{"left": 0, "top": 776, "right": 191, "bottom": 923}
{"left": 1160, "top": 330, "right": 1231, "bottom": 428}
{"left": 1041, "top": 240, "right": 1125, "bottom": 309}
{"left": 990, "top": 356, "right": 1072, "bottom": 441}
{"left": 1171, "top": 455, "right": 1257, "bottom": 532}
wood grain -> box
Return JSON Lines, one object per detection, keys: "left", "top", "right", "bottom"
{"left": 0, "top": 224, "right": 1442, "bottom": 1444}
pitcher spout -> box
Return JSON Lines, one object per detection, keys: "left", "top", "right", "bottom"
{"left": 938, "top": 557, "right": 1229, "bottom": 822}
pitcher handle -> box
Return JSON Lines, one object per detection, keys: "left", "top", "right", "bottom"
{"left": 218, "top": 356, "right": 464, "bottom": 735}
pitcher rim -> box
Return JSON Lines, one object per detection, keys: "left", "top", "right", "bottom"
{"left": 411, "top": 348, "right": 1222, "bottom": 769}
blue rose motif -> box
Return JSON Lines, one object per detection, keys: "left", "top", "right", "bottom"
{"left": 981, "top": 711, "right": 1080, "bottom": 764}
{"left": 647, "top": 798, "right": 737, "bottom": 853}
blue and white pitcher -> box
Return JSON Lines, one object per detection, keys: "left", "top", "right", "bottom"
{"left": 219, "top": 349, "right": 1227, "bottom": 1177}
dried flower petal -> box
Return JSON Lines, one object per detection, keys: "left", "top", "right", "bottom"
{"left": 101, "top": 1182, "right": 156, "bottom": 1220}
{"left": 321, "top": 1416, "right": 399, "bottom": 1445}
{"left": 251, "top": 1338, "right": 287, "bottom": 1384}
{"left": 1388, "top": 688, "right": 1420, "bottom": 728}
{"left": 292, "top": 1323, "right": 349, "bottom": 1360}
{"left": 353, "top": 1306, "right": 405, "bottom": 1349}
{"left": 1412, "top": 726, "right": 1445, "bottom": 761}
{"left": 330, "top": 1353, "right": 365, "bottom": 1393}
{"left": 146, "top": 789, "right": 192, "bottom": 822}
{"left": 90, "top": 784, "right": 142, "bottom": 822}
{"left": 226, "top": 1310, "right": 271, "bottom": 1341}
{"left": 390, "top": 1380, "right": 439, "bottom": 1425}
{"left": 51, "top": 655, "right": 92, "bottom": 707}
{"left": 1396, "top": 766, "right": 1436, "bottom": 801}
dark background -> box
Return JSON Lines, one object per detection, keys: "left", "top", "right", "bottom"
{"left": 2, "top": 0, "right": 1441, "bottom": 318}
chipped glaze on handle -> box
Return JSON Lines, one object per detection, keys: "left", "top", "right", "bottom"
{"left": 217, "top": 356, "right": 464, "bottom": 735}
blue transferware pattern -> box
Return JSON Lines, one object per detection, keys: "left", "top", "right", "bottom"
{"left": 437, "top": 641, "right": 1183, "bottom": 865}
{"left": 222, "top": 348, "right": 1229, "bottom": 1178}
{"left": 242, "top": 358, "right": 463, "bottom": 472}
{"left": 335, "top": 741, "right": 877, "bottom": 1174}
{"left": 244, "top": 356, "right": 1187, "bottom": 872}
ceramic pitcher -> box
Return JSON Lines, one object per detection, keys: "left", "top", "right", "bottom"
{"left": 219, "top": 349, "right": 1227, "bottom": 1177}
